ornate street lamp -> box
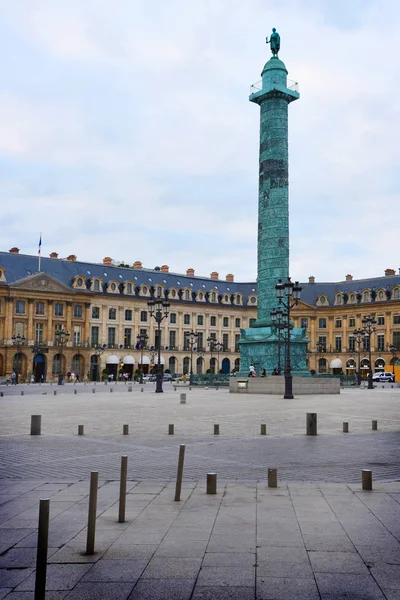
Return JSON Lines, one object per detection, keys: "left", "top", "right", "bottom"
{"left": 270, "top": 307, "right": 287, "bottom": 374}
{"left": 353, "top": 329, "right": 366, "bottom": 386}
{"left": 187, "top": 330, "right": 199, "bottom": 385}
{"left": 361, "top": 314, "right": 377, "bottom": 390}
{"left": 12, "top": 334, "right": 26, "bottom": 384}
{"left": 93, "top": 343, "right": 107, "bottom": 382}
{"left": 275, "top": 277, "right": 302, "bottom": 399}
{"left": 148, "top": 295, "right": 170, "bottom": 393}
{"left": 207, "top": 337, "right": 215, "bottom": 373}
{"left": 388, "top": 343, "right": 397, "bottom": 382}
{"left": 136, "top": 332, "right": 148, "bottom": 384}
{"left": 54, "top": 328, "right": 70, "bottom": 385}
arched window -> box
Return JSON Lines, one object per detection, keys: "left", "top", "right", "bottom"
{"left": 350, "top": 293, "right": 356, "bottom": 303}
{"left": 77, "top": 277, "right": 83, "bottom": 286}
{"left": 196, "top": 356, "right": 204, "bottom": 374}
{"left": 52, "top": 354, "right": 62, "bottom": 374}
{"left": 393, "top": 288, "right": 400, "bottom": 300}
{"left": 142, "top": 286, "right": 147, "bottom": 295}
{"left": 185, "top": 290, "right": 190, "bottom": 300}
{"left": 71, "top": 354, "right": 82, "bottom": 375}
{"left": 335, "top": 295, "right": 342, "bottom": 304}
{"left": 211, "top": 292, "right": 217, "bottom": 302}
{"left": 363, "top": 291, "right": 370, "bottom": 302}
{"left": 168, "top": 356, "right": 176, "bottom": 375}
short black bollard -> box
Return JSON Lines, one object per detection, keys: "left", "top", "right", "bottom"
{"left": 118, "top": 456, "right": 128, "bottom": 523}
{"left": 343, "top": 422, "right": 349, "bottom": 433}
{"left": 175, "top": 444, "right": 186, "bottom": 502}
{"left": 128, "top": 386, "right": 132, "bottom": 392}
{"left": 214, "top": 424, "right": 220, "bottom": 435}
{"left": 362, "top": 469, "right": 372, "bottom": 491}
{"left": 110, "top": 388, "right": 113, "bottom": 393}
{"left": 0, "top": 391, "right": 3, "bottom": 397}
{"left": 169, "top": 424, "right": 174, "bottom": 435}
{"left": 53, "top": 390, "right": 57, "bottom": 396}
{"left": 372, "top": 420, "right": 378, "bottom": 431}
{"left": 207, "top": 473, "right": 217, "bottom": 494}
{"left": 180, "top": 393, "right": 186, "bottom": 404}
{"left": 268, "top": 468, "right": 278, "bottom": 488}
{"left": 92, "top": 389, "right": 95, "bottom": 394}
{"left": 306, "top": 413, "right": 317, "bottom": 435}
{"left": 31, "top": 415, "right": 42, "bottom": 436}
{"left": 261, "top": 424, "right": 267, "bottom": 435}
{"left": 21, "top": 390, "right": 24, "bottom": 396}
{"left": 123, "top": 424, "right": 129, "bottom": 435}
{"left": 34, "top": 498, "right": 50, "bottom": 600}
{"left": 86, "top": 472, "right": 98, "bottom": 555}
{"left": 74, "top": 389, "right": 77, "bottom": 395}
{"left": 78, "top": 425, "right": 84, "bottom": 436}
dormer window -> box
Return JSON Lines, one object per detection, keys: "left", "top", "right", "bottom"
{"left": 93, "top": 280, "right": 100, "bottom": 291}
{"left": 77, "top": 277, "right": 83, "bottom": 286}
{"left": 110, "top": 282, "right": 117, "bottom": 292}
{"left": 393, "top": 288, "right": 400, "bottom": 300}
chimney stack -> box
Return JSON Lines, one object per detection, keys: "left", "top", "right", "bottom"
{"left": 49, "top": 252, "right": 58, "bottom": 259}
{"left": 103, "top": 256, "right": 112, "bottom": 266}
{"left": 210, "top": 271, "right": 219, "bottom": 280}
{"left": 9, "top": 247, "right": 19, "bottom": 254}
{"left": 345, "top": 274, "right": 353, "bottom": 281}
{"left": 226, "top": 274, "right": 234, "bottom": 282}
{"left": 308, "top": 276, "right": 315, "bottom": 284}
{"left": 186, "top": 268, "right": 195, "bottom": 277}
{"left": 160, "top": 265, "right": 169, "bottom": 273}
{"left": 66, "top": 254, "right": 77, "bottom": 262}
{"left": 385, "top": 268, "right": 395, "bottom": 277}
{"left": 133, "top": 261, "right": 143, "bottom": 269}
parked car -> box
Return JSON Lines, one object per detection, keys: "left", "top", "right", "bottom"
{"left": 142, "top": 375, "right": 157, "bottom": 382}
{"left": 372, "top": 372, "right": 394, "bottom": 382}
{"left": 163, "top": 373, "right": 174, "bottom": 382}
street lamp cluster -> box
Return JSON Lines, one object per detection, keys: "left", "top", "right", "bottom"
{"left": 12, "top": 334, "right": 26, "bottom": 384}
{"left": 207, "top": 337, "right": 223, "bottom": 374}
{"left": 272, "top": 277, "right": 302, "bottom": 399}
{"left": 148, "top": 295, "right": 170, "bottom": 393}
{"left": 353, "top": 314, "right": 377, "bottom": 389}
{"left": 55, "top": 328, "right": 70, "bottom": 385}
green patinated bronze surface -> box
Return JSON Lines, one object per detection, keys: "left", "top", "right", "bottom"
{"left": 238, "top": 33, "right": 309, "bottom": 376}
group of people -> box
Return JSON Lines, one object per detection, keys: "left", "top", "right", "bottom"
{"left": 248, "top": 365, "right": 281, "bottom": 378}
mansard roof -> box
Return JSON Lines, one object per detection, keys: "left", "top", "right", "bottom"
{"left": 1, "top": 251, "right": 399, "bottom": 308}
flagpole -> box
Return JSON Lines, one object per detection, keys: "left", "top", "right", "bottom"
{"left": 38, "top": 233, "right": 42, "bottom": 273}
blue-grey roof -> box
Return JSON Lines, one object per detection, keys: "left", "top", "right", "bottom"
{"left": 1, "top": 251, "right": 400, "bottom": 308}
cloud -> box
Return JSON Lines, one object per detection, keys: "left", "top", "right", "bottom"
{"left": 0, "top": 0, "right": 399, "bottom": 283}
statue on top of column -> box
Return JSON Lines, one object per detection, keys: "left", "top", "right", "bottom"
{"left": 266, "top": 28, "right": 280, "bottom": 57}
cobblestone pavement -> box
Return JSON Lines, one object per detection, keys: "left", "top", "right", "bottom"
{"left": 1, "top": 384, "right": 400, "bottom": 482}
{"left": 1, "top": 385, "right": 400, "bottom": 598}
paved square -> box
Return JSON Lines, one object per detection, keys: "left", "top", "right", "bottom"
{"left": 0, "top": 383, "right": 399, "bottom": 598}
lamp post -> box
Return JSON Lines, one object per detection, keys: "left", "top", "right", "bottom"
{"left": 361, "top": 314, "right": 377, "bottom": 390}
{"left": 55, "top": 328, "right": 70, "bottom": 385}
{"left": 207, "top": 337, "right": 215, "bottom": 373}
{"left": 12, "top": 334, "right": 26, "bottom": 384}
{"left": 93, "top": 343, "right": 106, "bottom": 382}
{"left": 136, "top": 332, "right": 148, "bottom": 384}
{"left": 275, "top": 278, "right": 302, "bottom": 399}
{"left": 353, "top": 329, "right": 365, "bottom": 386}
{"left": 196, "top": 349, "right": 204, "bottom": 375}
{"left": 187, "top": 330, "right": 199, "bottom": 385}
{"left": 388, "top": 343, "right": 397, "bottom": 382}
{"left": 148, "top": 295, "right": 170, "bottom": 393}
{"left": 270, "top": 308, "right": 287, "bottom": 374}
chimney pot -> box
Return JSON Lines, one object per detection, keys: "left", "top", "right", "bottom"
{"left": 160, "top": 264, "right": 169, "bottom": 273}
{"left": 49, "top": 252, "right": 58, "bottom": 259}
{"left": 210, "top": 271, "right": 219, "bottom": 280}
{"left": 345, "top": 274, "right": 353, "bottom": 281}
{"left": 103, "top": 256, "right": 112, "bottom": 266}
{"left": 133, "top": 261, "right": 143, "bottom": 269}
{"left": 186, "top": 268, "right": 195, "bottom": 277}
{"left": 308, "top": 275, "right": 315, "bottom": 284}
{"left": 226, "top": 273, "right": 234, "bottom": 282}
{"left": 385, "top": 268, "right": 395, "bottom": 276}
{"left": 9, "top": 247, "right": 19, "bottom": 254}
{"left": 67, "top": 254, "right": 77, "bottom": 262}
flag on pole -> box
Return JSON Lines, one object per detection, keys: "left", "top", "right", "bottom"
{"left": 38, "top": 234, "right": 42, "bottom": 255}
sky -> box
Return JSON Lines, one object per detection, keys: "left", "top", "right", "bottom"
{"left": 0, "top": 0, "right": 399, "bottom": 284}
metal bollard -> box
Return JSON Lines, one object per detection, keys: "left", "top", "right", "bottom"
{"left": 261, "top": 424, "right": 267, "bottom": 435}
{"left": 128, "top": 386, "right": 132, "bottom": 392}
{"left": 92, "top": 389, "right": 95, "bottom": 394}
{"left": 343, "top": 422, "right": 349, "bottom": 433}
{"left": 268, "top": 468, "right": 278, "bottom": 488}
{"left": 372, "top": 420, "right": 378, "bottom": 431}
{"left": 175, "top": 444, "right": 186, "bottom": 502}
{"left": 74, "top": 389, "right": 77, "bottom": 395}
{"left": 118, "top": 456, "right": 128, "bottom": 523}
{"left": 141, "top": 387, "right": 144, "bottom": 393}
{"left": 0, "top": 391, "right": 3, "bottom": 397}
{"left": 86, "top": 472, "right": 98, "bottom": 555}
{"left": 169, "top": 424, "right": 174, "bottom": 435}
{"left": 78, "top": 425, "right": 84, "bottom": 436}
{"left": 34, "top": 498, "right": 50, "bottom": 600}
{"left": 123, "top": 424, "right": 129, "bottom": 435}
{"left": 207, "top": 473, "right": 217, "bottom": 494}
{"left": 21, "top": 390, "right": 24, "bottom": 396}
{"left": 214, "top": 424, "right": 220, "bottom": 435}
{"left": 306, "top": 413, "right": 317, "bottom": 435}
{"left": 53, "top": 390, "right": 57, "bottom": 396}
{"left": 31, "top": 415, "right": 42, "bottom": 436}
{"left": 180, "top": 393, "right": 186, "bottom": 404}
{"left": 110, "top": 387, "right": 113, "bottom": 393}
{"left": 362, "top": 469, "right": 372, "bottom": 491}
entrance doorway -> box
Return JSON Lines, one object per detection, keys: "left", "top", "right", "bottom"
{"left": 33, "top": 353, "right": 46, "bottom": 382}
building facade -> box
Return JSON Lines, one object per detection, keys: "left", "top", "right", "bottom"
{"left": 0, "top": 248, "right": 399, "bottom": 381}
